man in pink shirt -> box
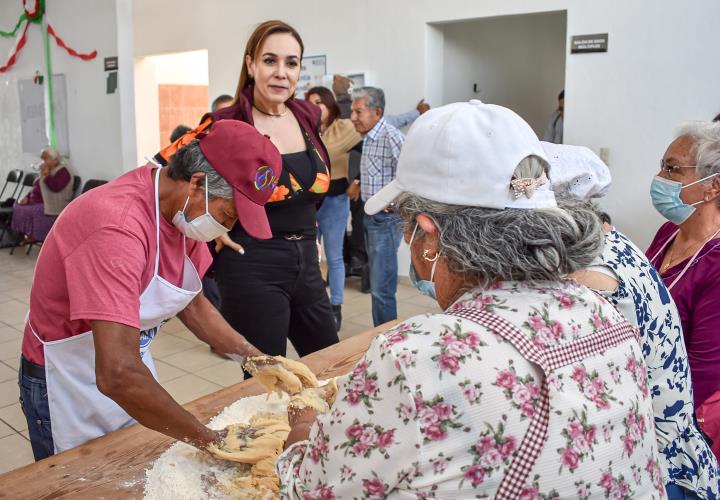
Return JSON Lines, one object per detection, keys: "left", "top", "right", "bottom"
{"left": 19, "top": 120, "right": 281, "bottom": 460}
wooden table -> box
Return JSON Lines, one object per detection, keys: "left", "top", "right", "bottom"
{"left": 0, "top": 322, "right": 397, "bottom": 499}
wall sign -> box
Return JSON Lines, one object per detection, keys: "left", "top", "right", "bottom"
{"left": 570, "top": 34, "right": 608, "bottom": 54}
{"left": 296, "top": 55, "right": 326, "bottom": 98}
{"left": 104, "top": 56, "right": 118, "bottom": 71}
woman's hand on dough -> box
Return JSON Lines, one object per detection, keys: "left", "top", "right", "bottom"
{"left": 214, "top": 233, "right": 245, "bottom": 254}
{"left": 284, "top": 406, "right": 317, "bottom": 448}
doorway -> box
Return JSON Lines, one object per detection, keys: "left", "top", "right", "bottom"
{"left": 431, "top": 10, "right": 566, "bottom": 138}
{"left": 133, "top": 49, "right": 209, "bottom": 165}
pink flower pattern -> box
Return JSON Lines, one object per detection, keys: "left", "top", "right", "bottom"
{"left": 461, "top": 420, "right": 518, "bottom": 487}
{"left": 557, "top": 410, "right": 598, "bottom": 473}
{"left": 493, "top": 362, "right": 541, "bottom": 419}
{"left": 570, "top": 365, "right": 616, "bottom": 410}
{"left": 621, "top": 403, "right": 648, "bottom": 457}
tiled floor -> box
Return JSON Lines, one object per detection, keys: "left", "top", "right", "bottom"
{"left": 0, "top": 247, "right": 438, "bottom": 474}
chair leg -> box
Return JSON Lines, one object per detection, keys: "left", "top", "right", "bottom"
{"left": 26, "top": 243, "right": 33, "bottom": 255}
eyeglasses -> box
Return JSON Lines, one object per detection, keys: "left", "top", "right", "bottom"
{"left": 660, "top": 159, "right": 696, "bottom": 176}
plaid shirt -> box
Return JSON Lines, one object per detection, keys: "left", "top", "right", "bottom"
{"left": 360, "top": 118, "right": 405, "bottom": 202}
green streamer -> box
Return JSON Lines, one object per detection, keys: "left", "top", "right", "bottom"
{"left": 0, "top": 13, "right": 27, "bottom": 38}
{"left": 43, "top": 20, "right": 56, "bottom": 148}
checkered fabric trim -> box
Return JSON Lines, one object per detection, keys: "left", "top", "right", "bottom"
{"left": 449, "top": 307, "right": 640, "bottom": 499}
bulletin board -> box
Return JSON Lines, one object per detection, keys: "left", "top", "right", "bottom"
{"left": 295, "top": 55, "right": 327, "bottom": 98}
{"left": 18, "top": 74, "right": 69, "bottom": 156}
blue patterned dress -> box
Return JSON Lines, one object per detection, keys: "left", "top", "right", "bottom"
{"left": 598, "top": 229, "right": 719, "bottom": 498}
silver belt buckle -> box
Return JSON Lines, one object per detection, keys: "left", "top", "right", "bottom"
{"left": 284, "top": 234, "right": 303, "bottom": 241}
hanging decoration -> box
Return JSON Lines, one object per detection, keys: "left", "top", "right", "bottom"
{"left": 0, "top": 0, "right": 97, "bottom": 72}
{"left": 0, "top": 0, "right": 97, "bottom": 146}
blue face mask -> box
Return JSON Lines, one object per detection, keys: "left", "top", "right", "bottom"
{"left": 650, "top": 173, "right": 717, "bottom": 225}
{"left": 408, "top": 223, "right": 439, "bottom": 300}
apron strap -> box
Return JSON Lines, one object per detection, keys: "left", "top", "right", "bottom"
{"left": 448, "top": 307, "right": 639, "bottom": 499}
{"left": 152, "top": 167, "right": 162, "bottom": 276}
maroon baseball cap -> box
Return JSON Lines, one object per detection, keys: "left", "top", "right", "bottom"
{"left": 199, "top": 120, "right": 281, "bottom": 239}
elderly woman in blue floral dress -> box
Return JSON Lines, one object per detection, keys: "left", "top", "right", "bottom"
{"left": 546, "top": 142, "right": 720, "bottom": 500}
{"left": 276, "top": 101, "right": 667, "bottom": 499}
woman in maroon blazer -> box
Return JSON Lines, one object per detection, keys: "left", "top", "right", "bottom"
{"left": 209, "top": 20, "right": 338, "bottom": 360}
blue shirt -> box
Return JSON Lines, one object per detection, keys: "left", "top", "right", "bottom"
{"left": 360, "top": 118, "right": 404, "bottom": 202}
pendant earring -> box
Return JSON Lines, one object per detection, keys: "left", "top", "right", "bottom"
{"left": 423, "top": 249, "right": 440, "bottom": 262}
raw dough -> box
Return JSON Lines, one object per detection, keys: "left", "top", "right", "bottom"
{"left": 207, "top": 413, "right": 290, "bottom": 464}
{"left": 245, "top": 355, "right": 319, "bottom": 396}
{"left": 144, "top": 393, "right": 289, "bottom": 500}
{"left": 288, "top": 379, "right": 339, "bottom": 415}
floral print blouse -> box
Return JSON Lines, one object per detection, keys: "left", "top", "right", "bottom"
{"left": 277, "top": 281, "right": 666, "bottom": 499}
{"left": 597, "top": 229, "right": 719, "bottom": 498}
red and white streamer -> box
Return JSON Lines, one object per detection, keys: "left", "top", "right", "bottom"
{"left": 46, "top": 23, "right": 96, "bottom": 61}
{"left": 0, "top": 20, "right": 29, "bottom": 73}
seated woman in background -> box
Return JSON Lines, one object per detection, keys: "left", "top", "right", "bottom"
{"left": 306, "top": 86, "right": 362, "bottom": 330}
{"left": 646, "top": 121, "right": 720, "bottom": 460}
{"left": 277, "top": 102, "right": 665, "bottom": 499}
{"left": 12, "top": 147, "right": 73, "bottom": 244}
{"left": 546, "top": 142, "right": 719, "bottom": 500}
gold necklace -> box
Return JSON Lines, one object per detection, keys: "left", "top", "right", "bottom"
{"left": 661, "top": 226, "right": 720, "bottom": 272}
{"left": 253, "top": 103, "right": 288, "bottom": 117}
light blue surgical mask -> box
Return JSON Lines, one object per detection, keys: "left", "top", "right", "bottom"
{"left": 650, "top": 173, "right": 718, "bottom": 225}
{"left": 408, "top": 223, "right": 440, "bottom": 300}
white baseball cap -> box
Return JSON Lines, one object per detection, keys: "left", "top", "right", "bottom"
{"left": 364, "top": 100, "right": 556, "bottom": 215}
{"left": 542, "top": 142, "right": 612, "bottom": 199}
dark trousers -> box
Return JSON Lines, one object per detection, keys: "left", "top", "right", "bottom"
{"left": 18, "top": 360, "right": 54, "bottom": 461}
{"left": 214, "top": 236, "right": 338, "bottom": 357}
{"left": 345, "top": 197, "right": 368, "bottom": 267}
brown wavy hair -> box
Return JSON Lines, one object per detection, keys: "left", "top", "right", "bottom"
{"left": 305, "top": 86, "right": 341, "bottom": 127}
{"left": 234, "top": 20, "right": 305, "bottom": 102}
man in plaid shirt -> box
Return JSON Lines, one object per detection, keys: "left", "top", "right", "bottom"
{"left": 348, "top": 87, "right": 405, "bottom": 326}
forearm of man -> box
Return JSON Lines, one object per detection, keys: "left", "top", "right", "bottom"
{"left": 91, "top": 320, "right": 217, "bottom": 449}
{"left": 177, "top": 293, "right": 261, "bottom": 358}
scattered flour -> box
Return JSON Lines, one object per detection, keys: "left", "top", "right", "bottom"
{"left": 143, "top": 392, "right": 289, "bottom": 500}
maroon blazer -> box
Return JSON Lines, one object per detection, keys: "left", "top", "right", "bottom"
{"left": 205, "top": 86, "right": 331, "bottom": 172}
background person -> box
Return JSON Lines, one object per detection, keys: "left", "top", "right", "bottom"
{"left": 11, "top": 147, "right": 73, "bottom": 246}
{"left": 543, "top": 89, "right": 564, "bottom": 144}
{"left": 646, "top": 121, "right": 720, "bottom": 458}
{"left": 211, "top": 94, "right": 234, "bottom": 112}
{"left": 547, "top": 142, "right": 720, "bottom": 499}
{"left": 306, "top": 86, "right": 361, "bottom": 330}
{"left": 350, "top": 86, "right": 405, "bottom": 326}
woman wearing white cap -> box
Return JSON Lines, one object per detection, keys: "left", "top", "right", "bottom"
{"left": 546, "top": 143, "right": 719, "bottom": 500}
{"left": 276, "top": 101, "right": 665, "bottom": 499}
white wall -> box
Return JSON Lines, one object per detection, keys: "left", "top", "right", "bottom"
{"left": 133, "top": 0, "right": 720, "bottom": 254}
{"left": 0, "top": 0, "right": 129, "bottom": 185}
{"left": 441, "top": 11, "right": 566, "bottom": 137}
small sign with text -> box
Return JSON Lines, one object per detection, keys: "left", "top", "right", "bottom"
{"left": 571, "top": 34, "right": 608, "bottom": 54}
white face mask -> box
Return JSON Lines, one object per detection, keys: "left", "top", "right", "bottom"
{"left": 171, "top": 186, "right": 230, "bottom": 242}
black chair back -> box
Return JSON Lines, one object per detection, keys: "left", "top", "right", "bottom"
{"left": 81, "top": 179, "right": 108, "bottom": 194}
{"left": 0, "top": 169, "right": 24, "bottom": 201}
{"left": 71, "top": 176, "right": 82, "bottom": 199}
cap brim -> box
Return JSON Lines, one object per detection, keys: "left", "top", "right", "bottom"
{"left": 364, "top": 180, "right": 403, "bottom": 215}
{"left": 233, "top": 191, "right": 272, "bottom": 239}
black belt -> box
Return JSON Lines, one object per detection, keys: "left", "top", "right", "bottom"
{"left": 281, "top": 234, "right": 309, "bottom": 241}
{"left": 21, "top": 356, "right": 45, "bottom": 380}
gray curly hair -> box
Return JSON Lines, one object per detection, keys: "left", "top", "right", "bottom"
{"left": 678, "top": 121, "right": 720, "bottom": 180}
{"left": 396, "top": 156, "right": 603, "bottom": 286}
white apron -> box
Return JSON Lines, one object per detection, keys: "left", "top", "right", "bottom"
{"left": 28, "top": 167, "right": 202, "bottom": 454}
